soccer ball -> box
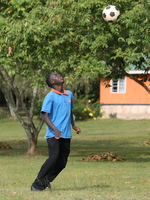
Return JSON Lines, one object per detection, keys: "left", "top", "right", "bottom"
{"left": 102, "top": 5, "right": 120, "bottom": 22}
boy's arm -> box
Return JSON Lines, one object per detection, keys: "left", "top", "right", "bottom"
{"left": 71, "top": 110, "right": 81, "bottom": 134}
{"left": 43, "top": 112, "right": 62, "bottom": 139}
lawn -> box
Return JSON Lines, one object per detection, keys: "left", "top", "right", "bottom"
{"left": 1, "top": 118, "right": 150, "bottom": 200}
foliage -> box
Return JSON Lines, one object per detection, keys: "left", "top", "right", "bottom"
{"left": 33, "top": 99, "right": 44, "bottom": 116}
{"left": 65, "top": 73, "right": 100, "bottom": 102}
{"left": 1, "top": 0, "right": 150, "bottom": 80}
{"left": 73, "top": 98, "right": 102, "bottom": 120}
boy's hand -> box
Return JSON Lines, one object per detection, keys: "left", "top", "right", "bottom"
{"left": 72, "top": 126, "right": 81, "bottom": 134}
{"left": 54, "top": 129, "right": 62, "bottom": 139}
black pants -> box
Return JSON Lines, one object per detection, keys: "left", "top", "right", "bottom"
{"left": 32, "top": 138, "right": 71, "bottom": 189}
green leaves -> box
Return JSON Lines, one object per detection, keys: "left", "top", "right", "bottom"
{"left": 0, "top": 0, "right": 150, "bottom": 82}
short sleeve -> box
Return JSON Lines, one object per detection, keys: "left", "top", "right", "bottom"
{"left": 41, "top": 93, "right": 53, "bottom": 114}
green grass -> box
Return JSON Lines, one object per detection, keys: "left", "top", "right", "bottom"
{"left": 1, "top": 118, "right": 150, "bottom": 199}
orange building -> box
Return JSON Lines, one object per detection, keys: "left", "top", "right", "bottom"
{"left": 100, "top": 71, "right": 150, "bottom": 119}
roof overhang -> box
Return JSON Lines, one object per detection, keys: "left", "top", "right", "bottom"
{"left": 127, "top": 70, "right": 150, "bottom": 74}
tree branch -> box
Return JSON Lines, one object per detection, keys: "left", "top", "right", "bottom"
{"left": 110, "top": 59, "right": 150, "bottom": 94}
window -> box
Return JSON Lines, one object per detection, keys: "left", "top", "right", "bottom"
{"left": 111, "top": 77, "right": 126, "bottom": 93}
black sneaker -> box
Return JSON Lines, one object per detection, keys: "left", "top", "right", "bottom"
{"left": 31, "top": 185, "right": 44, "bottom": 191}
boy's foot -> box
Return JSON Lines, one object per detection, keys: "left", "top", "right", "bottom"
{"left": 45, "top": 183, "right": 51, "bottom": 190}
{"left": 31, "top": 185, "right": 44, "bottom": 191}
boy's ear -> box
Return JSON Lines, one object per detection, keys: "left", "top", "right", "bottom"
{"left": 50, "top": 80, "right": 54, "bottom": 85}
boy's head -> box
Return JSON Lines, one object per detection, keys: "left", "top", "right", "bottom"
{"left": 46, "top": 73, "right": 53, "bottom": 87}
{"left": 46, "top": 72, "right": 64, "bottom": 87}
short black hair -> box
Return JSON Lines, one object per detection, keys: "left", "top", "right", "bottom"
{"left": 46, "top": 73, "right": 53, "bottom": 87}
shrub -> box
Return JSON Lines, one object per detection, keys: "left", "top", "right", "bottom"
{"left": 73, "top": 98, "right": 103, "bottom": 120}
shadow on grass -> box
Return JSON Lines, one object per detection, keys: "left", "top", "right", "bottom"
{"left": 1, "top": 138, "right": 150, "bottom": 162}
{"left": 53, "top": 182, "right": 110, "bottom": 191}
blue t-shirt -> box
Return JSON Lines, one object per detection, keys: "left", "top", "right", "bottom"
{"left": 41, "top": 89, "right": 74, "bottom": 139}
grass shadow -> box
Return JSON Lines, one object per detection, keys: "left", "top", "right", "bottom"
{"left": 53, "top": 182, "right": 110, "bottom": 191}
{"left": 71, "top": 139, "right": 150, "bottom": 162}
{"left": 1, "top": 138, "right": 150, "bottom": 162}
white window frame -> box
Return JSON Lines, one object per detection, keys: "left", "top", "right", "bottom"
{"left": 110, "top": 76, "right": 126, "bottom": 93}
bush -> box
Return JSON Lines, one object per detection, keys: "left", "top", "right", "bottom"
{"left": 73, "top": 98, "right": 103, "bottom": 120}
{"left": 34, "top": 99, "right": 43, "bottom": 116}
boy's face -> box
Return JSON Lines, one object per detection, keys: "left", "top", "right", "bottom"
{"left": 50, "top": 73, "right": 64, "bottom": 85}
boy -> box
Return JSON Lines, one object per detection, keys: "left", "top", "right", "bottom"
{"left": 31, "top": 72, "right": 81, "bottom": 191}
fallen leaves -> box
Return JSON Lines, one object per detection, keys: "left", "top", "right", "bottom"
{"left": 0, "top": 142, "right": 12, "bottom": 149}
{"left": 82, "top": 152, "right": 126, "bottom": 162}
{"left": 142, "top": 140, "right": 150, "bottom": 146}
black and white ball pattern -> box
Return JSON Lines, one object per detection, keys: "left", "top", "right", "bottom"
{"left": 102, "top": 5, "right": 120, "bottom": 22}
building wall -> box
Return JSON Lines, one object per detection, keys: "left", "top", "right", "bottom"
{"left": 101, "top": 104, "right": 150, "bottom": 119}
{"left": 100, "top": 75, "right": 150, "bottom": 119}
{"left": 100, "top": 76, "right": 150, "bottom": 104}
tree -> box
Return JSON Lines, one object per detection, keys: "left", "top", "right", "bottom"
{"left": 0, "top": 0, "right": 53, "bottom": 156}
{"left": 0, "top": 0, "right": 150, "bottom": 155}
{"left": 54, "top": 0, "right": 150, "bottom": 92}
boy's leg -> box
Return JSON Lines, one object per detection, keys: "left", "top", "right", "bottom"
{"left": 31, "top": 138, "right": 60, "bottom": 190}
{"left": 48, "top": 138, "right": 71, "bottom": 182}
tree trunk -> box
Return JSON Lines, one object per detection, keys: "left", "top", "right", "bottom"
{"left": 0, "top": 70, "right": 44, "bottom": 156}
{"left": 0, "top": 87, "right": 17, "bottom": 120}
{"left": 7, "top": 101, "right": 17, "bottom": 121}
{"left": 22, "top": 120, "right": 43, "bottom": 156}
{"left": 27, "top": 134, "right": 38, "bottom": 156}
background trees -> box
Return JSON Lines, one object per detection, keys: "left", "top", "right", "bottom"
{"left": 0, "top": 0, "right": 149, "bottom": 155}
